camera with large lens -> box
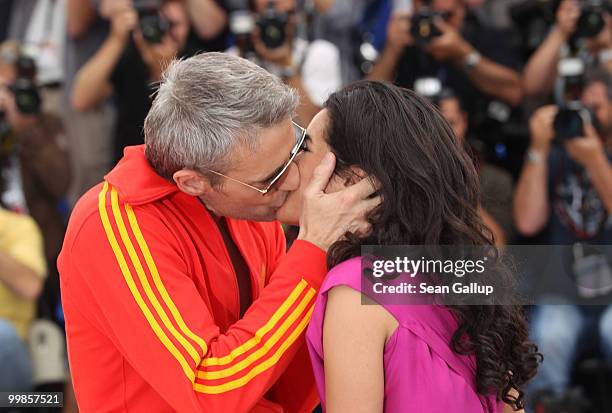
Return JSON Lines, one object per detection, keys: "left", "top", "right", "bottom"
{"left": 554, "top": 101, "right": 592, "bottom": 142}
{"left": 134, "top": 0, "right": 169, "bottom": 44}
{"left": 574, "top": 0, "right": 609, "bottom": 39}
{"left": 257, "top": 1, "right": 289, "bottom": 49}
{"left": 553, "top": 56, "right": 593, "bottom": 142}
{"left": 10, "top": 56, "right": 40, "bottom": 115}
{"left": 410, "top": 7, "right": 445, "bottom": 46}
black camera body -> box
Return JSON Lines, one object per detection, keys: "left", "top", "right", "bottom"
{"left": 574, "top": 0, "right": 609, "bottom": 39}
{"left": 552, "top": 55, "right": 599, "bottom": 143}
{"left": 554, "top": 101, "right": 593, "bottom": 142}
{"left": 410, "top": 8, "right": 444, "bottom": 46}
{"left": 257, "top": 1, "right": 289, "bottom": 49}
{"left": 134, "top": 0, "right": 169, "bottom": 44}
{"left": 10, "top": 56, "right": 40, "bottom": 115}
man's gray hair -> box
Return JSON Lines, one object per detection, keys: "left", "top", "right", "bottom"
{"left": 144, "top": 52, "right": 299, "bottom": 180}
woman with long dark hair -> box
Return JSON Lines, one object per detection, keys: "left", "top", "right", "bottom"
{"left": 276, "top": 81, "right": 541, "bottom": 412}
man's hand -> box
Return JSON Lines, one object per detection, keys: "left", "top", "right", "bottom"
{"left": 297, "top": 153, "right": 380, "bottom": 252}
{"left": 385, "top": 12, "right": 413, "bottom": 54}
{"left": 556, "top": 0, "right": 580, "bottom": 39}
{"left": 425, "top": 18, "right": 473, "bottom": 62}
{"left": 529, "top": 105, "right": 558, "bottom": 154}
{"left": 565, "top": 123, "right": 607, "bottom": 167}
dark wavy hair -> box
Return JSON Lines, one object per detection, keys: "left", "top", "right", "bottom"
{"left": 323, "top": 81, "right": 541, "bottom": 409}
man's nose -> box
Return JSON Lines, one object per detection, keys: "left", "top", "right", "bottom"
{"left": 276, "top": 162, "right": 300, "bottom": 192}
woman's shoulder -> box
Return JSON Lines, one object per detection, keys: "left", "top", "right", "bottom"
{"left": 314, "top": 257, "right": 464, "bottom": 336}
{"left": 307, "top": 257, "right": 395, "bottom": 346}
{"left": 320, "top": 257, "right": 453, "bottom": 324}
{"left": 308, "top": 257, "right": 398, "bottom": 348}
{"left": 321, "top": 258, "right": 448, "bottom": 313}
{"left": 320, "top": 257, "right": 363, "bottom": 295}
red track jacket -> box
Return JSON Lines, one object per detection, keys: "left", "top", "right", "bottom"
{"left": 58, "top": 146, "right": 327, "bottom": 412}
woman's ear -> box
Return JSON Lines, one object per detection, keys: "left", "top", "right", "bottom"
{"left": 173, "top": 169, "right": 213, "bottom": 197}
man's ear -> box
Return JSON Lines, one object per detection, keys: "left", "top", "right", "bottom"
{"left": 173, "top": 169, "right": 212, "bottom": 197}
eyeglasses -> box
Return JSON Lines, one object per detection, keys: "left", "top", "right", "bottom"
{"left": 205, "top": 121, "right": 308, "bottom": 195}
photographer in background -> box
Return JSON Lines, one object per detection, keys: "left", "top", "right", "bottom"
{"left": 0, "top": 41, "right": 70, "bottom": 397}
{"left": 6, "top": 0, "right": 67, "bottom": 117}
{"left": 368, "top": 0, "right": 523, "bottom": 112}
{"left": 0, "top": 46, "right": 70, "bottom": 366}
{"left": 513, "top": 70, "right": 612, "bottom": 409}
{"left": 0, "top": 42, "right": 70, "bottom": 269}
{"left": 523, "top": 0, "right": 612, "bottom": 98}
{"left": 228, "top": 0, "right": 341, "bottom": 125}
{"left": 514, "top": 69, "right": 611, "bottom": 241}
{"left": 71, "top": 0, "right": 190, "bottom": 162}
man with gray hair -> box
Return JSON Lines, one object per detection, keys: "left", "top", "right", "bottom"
{"left": 58, "top": 52, "right": 377, "bottom": 412}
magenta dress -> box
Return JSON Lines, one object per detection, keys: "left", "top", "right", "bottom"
{"left": 305, "top": 257, "right": 504, "bottom": 413}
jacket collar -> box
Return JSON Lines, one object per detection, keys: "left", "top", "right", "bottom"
{"left": 104, "top": 145, "right": 180, "bottom": 205}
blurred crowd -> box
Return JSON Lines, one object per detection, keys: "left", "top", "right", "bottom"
{"left": 0, "top": 0, "right": 610, "bottom": 412}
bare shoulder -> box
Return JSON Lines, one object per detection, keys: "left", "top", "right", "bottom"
{"left": 325, "top": 285, "right": 399, "bottom": 342}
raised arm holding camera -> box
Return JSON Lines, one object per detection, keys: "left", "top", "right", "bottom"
{"left": 0, "top": 42, "right": 71, "bottom": 266}
{"left": 0, "top": 45, "right": 70, "bottom": 373}
{"left": 514, "top": 70, "right": 612, "bottom": 241}
{"left": 71, "top": 0, "right": 189, "bottom": 162}
{"left": 252, "top": 0, "right": 322, "bottom": 125}
{"left": 368, "top": 0, "right": 523, "bottom": 107}
{"left": 514, "top": 69, "right": 612, "bottom": 410}
{"left": 523, "top": 0, "right": 612, "bottom": 98}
